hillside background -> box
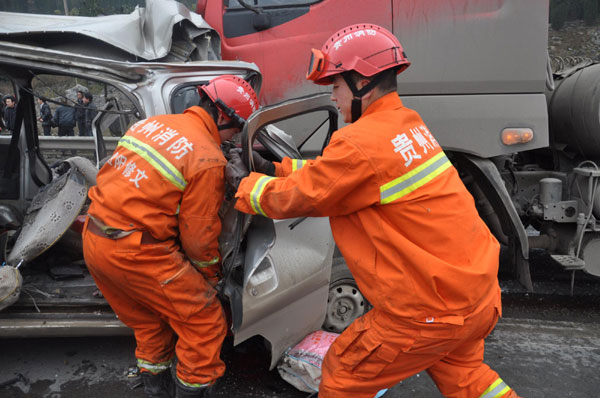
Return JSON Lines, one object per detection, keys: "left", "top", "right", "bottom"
{"left": 549, "top": 0, "right": 600, "bottom": 63}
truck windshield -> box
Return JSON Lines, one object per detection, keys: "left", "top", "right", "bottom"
{"left": 226, "top": 0, "right": 319, "bottom": 9}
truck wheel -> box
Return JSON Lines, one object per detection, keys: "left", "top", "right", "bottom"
{"left": 323, "top": 257, "right": 370, "bottom": 333}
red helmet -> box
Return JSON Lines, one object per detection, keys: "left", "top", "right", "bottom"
{"left": 198, "top": 75, "right": 259, "bottom": 128}
{"left": 306, "top": 24, "right": 410, "bottom": 85}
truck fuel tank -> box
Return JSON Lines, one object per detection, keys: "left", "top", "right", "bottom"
{"left": 549, "top": 63, "right": 600, "bottom": 157}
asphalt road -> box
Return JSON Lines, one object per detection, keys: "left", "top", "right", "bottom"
{"left": 1, "top": 250, "right": 600, "bottom": 398}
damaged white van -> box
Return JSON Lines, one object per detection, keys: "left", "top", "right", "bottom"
{"left": 0, "top": 1, "right": 366, "bottom": 370}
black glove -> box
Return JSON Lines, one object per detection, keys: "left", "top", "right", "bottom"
{"left": 225, "top": 148, "right": 249, "bottom": 190}
{"left": 252, "top": 150, "right": 275, "bottom": 176}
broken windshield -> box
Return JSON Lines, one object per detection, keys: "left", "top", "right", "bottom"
{"left": 30, "top": 73, "right": 140, "bottom": 165}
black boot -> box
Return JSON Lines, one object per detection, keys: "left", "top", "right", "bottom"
{"left": 142, "top": 371, "right": 175, "bottom": 398}
{"left": 174, "top": 377, "right": 214, "bottom": 398}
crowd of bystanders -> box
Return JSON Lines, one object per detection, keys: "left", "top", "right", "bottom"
{"left": 0, "top": 89, "right": 99, "bottom": 136}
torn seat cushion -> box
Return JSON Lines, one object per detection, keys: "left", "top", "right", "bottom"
{"left": 0, "top": 266, "right": 22, "bottom": 311}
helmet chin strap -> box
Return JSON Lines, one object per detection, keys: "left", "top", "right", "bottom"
{"left": 214, "top": 98, "right": 246, "bottom": 130}
{"left": 341, "top": 72, "right": 385, "bottom": 122}
{"left": 217, "top": 122, "right": 237, "bottom": 131}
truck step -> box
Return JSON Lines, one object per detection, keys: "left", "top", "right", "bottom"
{"left": 550, "top": 255, "right": 586, "bottom": 271}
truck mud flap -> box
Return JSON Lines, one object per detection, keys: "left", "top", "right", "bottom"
{"left": 460, "top": 155, "right": 533, "bottom": 291}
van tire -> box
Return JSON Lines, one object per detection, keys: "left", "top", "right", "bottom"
{"left": 322, "top": 257, "right": 370, "bottom": 333}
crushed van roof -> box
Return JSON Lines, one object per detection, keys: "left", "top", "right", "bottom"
{"left": 0, "top": 0, "right": 220, "bottom": 62}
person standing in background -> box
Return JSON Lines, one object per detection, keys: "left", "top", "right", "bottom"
{"left": 82, "top": 92, "right": 97, "bottom": 136}
{"left": 3, "top": 95, "right": 16, "bottom": 135}
{"left": 0, "top": 94, "right": 5, "bottom": 133}
{"left": 38, "top": 98, "right": 53, "bottom": 136}
{"left": 53, "top": 98, "right": 76, "bottom": 137}
{"left": 76, "top": 90, "right": 86, "bottom": 136}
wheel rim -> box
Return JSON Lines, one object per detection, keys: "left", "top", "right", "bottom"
{"left": 323, "top": 279, "right": 367, "bottom": 333}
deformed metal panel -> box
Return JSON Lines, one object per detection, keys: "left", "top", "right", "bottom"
{"left": 234, "top": 216, "right": 334, "bottom": 369}
{"left": 0, "top": 0, "right": 220, "bottom": 62}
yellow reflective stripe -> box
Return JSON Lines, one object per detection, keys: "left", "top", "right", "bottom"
{"left": 380, "top": 152, "right": 451, "bottom": 205}
{"left": 250, "top": 175, "right": 276, "bottom": 216}
{"left": 291, "top": 159, "right": 307, "bottom": 172}
{"left": 118, "top": 136, "right": 187, "bottom": 191}
{"left": 177, "top": 376, "right": 212, "bottom": 388}
{"left": 480, "top": 378, "right": 511, "bottom": 398}
{"left": 137, "top": 358, "right": 173, "bottom": 374}
{"left": 190, "top": 256, "right": 219, "bottom": 268}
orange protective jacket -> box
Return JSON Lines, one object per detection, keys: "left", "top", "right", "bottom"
{"left": 88, "top": 106, "right": 226, "bottom": 277}
{"left": 235, "top": 93, "right": 501, "bottom": 323}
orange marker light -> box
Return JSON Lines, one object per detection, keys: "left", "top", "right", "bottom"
{"left": 501, "top": 128, "right": 534, "bottom": 145}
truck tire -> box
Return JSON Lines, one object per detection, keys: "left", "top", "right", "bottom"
{"left": 322, "top": 257, "right": 370, "bottom": 333}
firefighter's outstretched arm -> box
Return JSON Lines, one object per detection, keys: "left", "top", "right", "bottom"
{"left": 234, "top": 136, "right": 378, "bottom": 219}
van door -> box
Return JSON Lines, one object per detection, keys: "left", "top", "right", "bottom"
{"left": 223, "top": 93, "right": 338, "bottom": 369}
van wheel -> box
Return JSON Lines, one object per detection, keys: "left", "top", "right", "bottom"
{"left": 323, "top": 257, "right": 370, "bottom": 333}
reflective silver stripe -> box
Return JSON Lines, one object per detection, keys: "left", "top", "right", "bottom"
{"left": 137, "top": 358, "right": 172, "bottom": 374}
{"left": 177, "top": 376, "right": 211, "bottom": 388}
{"left": 380, "top": 152, "right": 451, "bottom": 204}
{"left": 250, "top": 175, "right": 276, "bottom": 216}
{"left": 479, "top": 378, "right": 511, "bottom": 398}
{"left": 118, "top": 136, "right": 187, "bottom": 191}
{"left": 292, "top": 159, "right": 307, "bottom": 172}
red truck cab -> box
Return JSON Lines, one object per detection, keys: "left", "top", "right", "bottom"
{"left": 198, "top": 0, "right": 394, "bottom": 105}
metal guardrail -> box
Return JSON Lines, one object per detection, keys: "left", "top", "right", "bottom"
{"left": 0, "top": 135, "right": 120, "bottom": 151}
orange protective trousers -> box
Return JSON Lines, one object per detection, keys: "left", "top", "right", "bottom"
{"left": 82, "top": 222, "right": 227, "bottom": 385}
{"left": 320, "top": 301, "right": 505, "bottom": 398}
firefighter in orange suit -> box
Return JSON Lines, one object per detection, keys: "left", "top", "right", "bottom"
{"left": 82, "top": 75, "right": 258, "bottom": 398}
{"left": 229, "top": 24, "right": 521, "bottom": 398}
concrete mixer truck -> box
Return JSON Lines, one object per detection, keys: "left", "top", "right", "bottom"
{"left": 198, "top": 0, "right": 600, "bottom": 291}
